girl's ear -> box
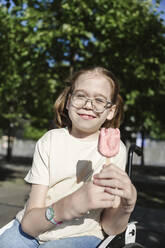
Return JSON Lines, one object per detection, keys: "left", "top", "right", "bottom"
{"left": 106, "top": 105, "right": 116, "bottom": 120}
{"left": 66, "top": 94, "right": 71, "bottom": 110}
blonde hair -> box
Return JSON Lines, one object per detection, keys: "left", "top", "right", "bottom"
{"left": 54, "top": 67, "right": 124, "bottom": 129}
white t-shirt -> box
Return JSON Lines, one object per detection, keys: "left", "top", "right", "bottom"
{"left": 16, "top": 128, "right": 126, "bottom": 243}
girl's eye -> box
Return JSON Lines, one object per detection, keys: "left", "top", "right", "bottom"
{"left": 95, "top": 98, "right": 106, "bottom": 104}
{"left": 76, "top": 93, "right": 86, "bottom": 98}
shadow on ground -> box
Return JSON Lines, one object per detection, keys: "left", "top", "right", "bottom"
{"left": 132, "top": 165, "right": 165, "bottom": 209}
{"left": 131, "top": 206, "right": 165, "bottom": 248}
{"left": 131, "top": 165, "right": 165, "bottom": 248}
{"left": 0, "top": 155, "right": 32, "bottom": 182}
{"left": 0, "top": 155, "right": 33, "bottom": 165}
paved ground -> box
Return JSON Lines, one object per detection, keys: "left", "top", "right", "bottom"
{"left": 0, "top": 158, "right": 165, "bottom": 248}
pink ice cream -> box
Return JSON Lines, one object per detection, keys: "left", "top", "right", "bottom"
{"left": 98, "top": 128, "right": 120, "bottom": 158}
{"left": 98, "top": 127, "right": 121, "bottom": 208}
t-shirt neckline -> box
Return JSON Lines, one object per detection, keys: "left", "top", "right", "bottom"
{"left": 63, "top": 128, "right": 99, "bottom": 144}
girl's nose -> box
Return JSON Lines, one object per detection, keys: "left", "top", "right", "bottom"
{"left": 84, "top": 99, "right": 93, "bottom": 109}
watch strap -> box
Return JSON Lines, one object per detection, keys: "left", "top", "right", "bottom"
{"left": 46, "top": 205, "right": 62, "bottom": 226}
{"left": 50, "top": 217, "right": 62, "bottom": 225}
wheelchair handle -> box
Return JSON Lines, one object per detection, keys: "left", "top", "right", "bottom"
{"left": 126, "top": 144, "right": 143, "bottom": 178}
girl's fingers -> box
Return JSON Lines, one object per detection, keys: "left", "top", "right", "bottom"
{"left": 93, "top": 177, "right": 134, "bottom": 200}
{"left": 104, "top": 187, "right": 124, "bottom": 198}
{"left": 93, "top": 178, "right": 123, "bottom": 189}
{"left": 104, "top": 182, "right": 136, "bottom": 202}
{"left": 101, "top": 191, "right": 115, "bottom": 201}
{"left": 93, "top": 164, "right": 136, "bottom": 207}
{"left": 94, "top": 164, "right": 126, "bottom": 180}
{"left": 94, "top": 172, "right": 130, "bottom": 189}
{"left": 94, "top": 165, "right": 131, "bottom": 192}
{"left": 93, "top": 190, "right": 116, "bottom": 209}
{"left": 103, "top": 163, "right": 126, "bottom": 175}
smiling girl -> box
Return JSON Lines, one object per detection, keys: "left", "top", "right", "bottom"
{"left": 0, "top": 67, "right": 137, "bottom": 248}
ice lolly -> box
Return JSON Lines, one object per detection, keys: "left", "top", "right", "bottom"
{"left": 98, "top": 127, "right": 120, "bottom": 208}
{"left": 98, "top": 127, "right": 120, "bottom": 165}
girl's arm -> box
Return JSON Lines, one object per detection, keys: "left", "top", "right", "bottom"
{"left": 21, "top": 181, "right": 116, "bottom": 237}
{"left": 21, "top": 184, "right": 53, "bottom": 237}
{"left": 93, "top": 164, "right": 137, "bottom": 235}
{"left": 21, "top": 184, "right": 70, "bottom": 237}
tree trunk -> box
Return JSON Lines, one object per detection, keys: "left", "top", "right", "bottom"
{"left": 141, "top": 129, "right": 145, "bottom": 166}
{"left": 6, "top": 124, "right": 13, "bottom": 162}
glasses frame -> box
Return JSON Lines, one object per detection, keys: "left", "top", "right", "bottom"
{"left": 70, "top": 93, "right": 113, "bottom": 113}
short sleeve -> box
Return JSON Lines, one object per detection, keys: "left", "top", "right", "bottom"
{"left": 24, "top": 132, "right": 50, "bottom": 186}
{"left": 113, "top": 140, "right": 127, "bottom": 171}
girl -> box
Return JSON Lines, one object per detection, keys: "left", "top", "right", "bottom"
{"left": 0, "top": 67, "right": 137, "bottom": 248}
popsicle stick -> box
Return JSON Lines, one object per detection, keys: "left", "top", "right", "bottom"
{"left": 105, "top": 157, "right": 120, "bottom": 208}
{"left": 106, "top": 157, "right": 110, "bottom": 165}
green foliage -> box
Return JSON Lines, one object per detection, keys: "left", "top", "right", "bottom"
{"left": 23, "top": 123, "right": 47, "bottom": 140}
{"left": 0, "top": 0, "right": 165, "bottom": 139}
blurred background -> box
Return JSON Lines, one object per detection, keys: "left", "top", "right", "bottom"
{"left": 0, "top": 0, "right": 165, "bottom": 162}
{"left": 0, "top": 0, "right": 165, "bottom": 247}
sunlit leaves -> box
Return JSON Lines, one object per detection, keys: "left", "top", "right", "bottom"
{"left": 0, "top": 0, "right": 165, "bottom": 138}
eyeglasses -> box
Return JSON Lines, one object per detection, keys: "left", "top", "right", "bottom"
{"left": 71, "top": 92, "right": 113, "bottom": 113}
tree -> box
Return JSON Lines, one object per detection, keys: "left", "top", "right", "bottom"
{"left": 0, "top": 0, "right": 165, "bottom": 140}
{"left": 0, "top": 2, "right": 58, "bottom": 131}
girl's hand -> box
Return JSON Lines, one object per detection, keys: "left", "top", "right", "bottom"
{"left": 93, "top": 164, "right": 137, "bottom": 213}
{"left": 64, "top": 181, "right": 115, "bottom": 220}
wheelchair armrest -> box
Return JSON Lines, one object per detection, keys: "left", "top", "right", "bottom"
{"left": 125, "top": 222, "right": 137, "bottom": 245}
{"left": 98, "top": 222, "right": 137, "bottom": 248}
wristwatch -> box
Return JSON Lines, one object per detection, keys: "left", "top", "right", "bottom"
{"left": 45, "top": 205, "right": 62, "bottom": 225}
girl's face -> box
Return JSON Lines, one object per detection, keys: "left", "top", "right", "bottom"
{"left": 67, "top": 73, "right": 116, "bottom": 139}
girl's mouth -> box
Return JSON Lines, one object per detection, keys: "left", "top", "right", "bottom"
{"left": 78, "top": 113, "right": 96, "bottom": 120}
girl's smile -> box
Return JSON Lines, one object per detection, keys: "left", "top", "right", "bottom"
{"left": 77, "top": 109, "right": 97, "bottom": 120}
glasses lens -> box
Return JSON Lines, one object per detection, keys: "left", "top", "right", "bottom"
{"left": 71, "top": 94, "right": 86, "bottom": 108}
{"left": 93, "top": 98, "right": 107, "bottom": 113}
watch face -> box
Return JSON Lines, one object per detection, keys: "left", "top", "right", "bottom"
{"left": 46, "top": 207, "right": 54, "bottom": 220}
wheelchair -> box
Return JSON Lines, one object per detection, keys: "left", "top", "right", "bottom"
{"left": 0, "top": 145, "right": 145, "bottom": 248}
